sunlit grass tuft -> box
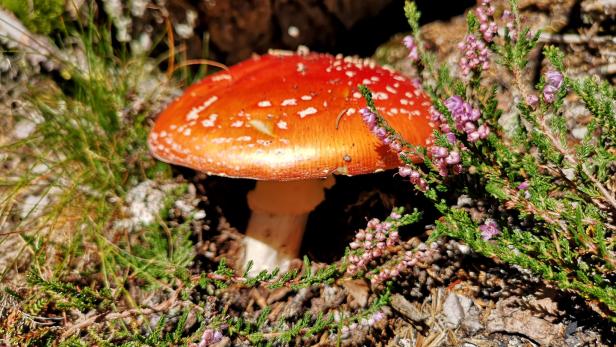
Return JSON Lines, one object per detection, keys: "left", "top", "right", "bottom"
{"left": 0, "top": 15, "right": 200, "bottom": 344}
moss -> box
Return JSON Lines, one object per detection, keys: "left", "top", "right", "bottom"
{"left": 0, "top": 0, "right": 65, "bottom": 35}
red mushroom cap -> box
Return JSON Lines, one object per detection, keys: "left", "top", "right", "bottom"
{"left": 148, "top": 52, "right": 433, "bottom": 180}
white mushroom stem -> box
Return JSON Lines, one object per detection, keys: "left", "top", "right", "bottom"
{"left": 243, "top": 177, "right": 334, "bottom": 275}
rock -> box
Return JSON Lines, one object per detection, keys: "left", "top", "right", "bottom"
{"left": 442, "top": 292, "right": 473, "bottom": 329}
{"left": 485, "top": 297, "right": 565, "bottom": 346}
{"left": 571, "top": 126, "right": 588, "bottom": 140}
{"left": 341, "top": 278, "right": 369, "bottom": 307}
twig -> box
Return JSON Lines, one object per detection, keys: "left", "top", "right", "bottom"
{"left": 60, "top": 285, "right": 185, "bottom": 339}
{"left": 536, "top": 116, "right": 616, "bottom": 211}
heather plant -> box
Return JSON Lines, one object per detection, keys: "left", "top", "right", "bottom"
{"left": 359, "top": 0, "right": 616, "bottom": 322}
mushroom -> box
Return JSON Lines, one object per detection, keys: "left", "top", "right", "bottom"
{"left": 148, "top": 51, "right": 433, "bottom": 274}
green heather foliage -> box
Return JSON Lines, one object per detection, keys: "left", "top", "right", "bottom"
{"left": 362, "top": 0, "right": 615, "bottom": 321}
{"left": 0, "top": 0, "right": 65, "bottom": 35}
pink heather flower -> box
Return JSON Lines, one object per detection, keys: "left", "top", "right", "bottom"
{"left": 543, "top": 85, "right": 558, "bottom": 103}
{"left": 517, "top": 181, "right": 529, "bottom": 190}
{"left": 464, "top": 121, "right": 477, "bottom": 133}
{"left": 398, "top": 166, "right": 413, "bottom": 177}
{"left": 502, "top": 10, "right": 518, "bottom": 40}
{"left": 476, "top": 0, "right": 497, "bottom": 42}
{"left": 468, "top": 131, "right": 481, "bottom": 142}
{"left": 543, "top": 70, "right": 564, "bottom": 104}
{"left": 195, "top": 329, "right": 223, "bottom": 347}
{"left": 444, "top": 95, "right": 464, "bottom": 114}
{"left": 476, "top": 124, "right": 490, "bottom": 138}
{"left": 446, "top": 132, "right": 457, "bottom": 144}
{"left": 402, "top": 35, "right": 419, "bottom": 62}
{"left": 458, "top": 34, "right": 490, "bottom": 76}
{"left": 390, "top": 141, "right": 402, "bottom": 152}
{"left": 430, "top": 106, "right": 444, "bottom": 122}
{"left": 526, "top": 94, "right": 539, "bottom": 108}
{"left": 347, "top": 215, "right": 410, "bottom": 275}
{"left": 360, "top": 108, "right": 377, "bottom": 128}
{"left": 479, "top": 219, "right": 500, "bottom": 240}
{"left": 431, "top": 146, "right": 449, "bottom": 158}
{"left": 445, "top": 151, "right": 460, "bottom": 165}
{"left": 373, "top": 127, "right": 387, "bottom": 140}
{"left": 545, "top": 70, "right": 563, "bottom": 89}
{"left": 443, "top": 95, "right": 490, "bottom": 143}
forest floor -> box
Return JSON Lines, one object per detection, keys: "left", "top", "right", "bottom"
{"left": 1, "top": 0, "right": 615, "bottom": 346}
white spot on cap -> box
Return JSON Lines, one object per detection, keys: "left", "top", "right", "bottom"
{"left": 345, "top": 71, "right": 356, "bottom": 78}
{"left": 150, "top": 132, "right": 159, "bottom": 140}
{"left": 296, "top": 62, "right": 305, "bottom": 73}
{"left": 300, "top": 95, "right": 312, "bottom": 101}
{"left": 211, "top": 137, "right": 231, "bottom": 144}
{"left": 183, "top": 128, "right": 192, "bottom": 136}
{"left": 212, "top": 74, "right": 231, "bottom": 82}
{"left": 231, "top": 120, "right": 244, "bottom": 127}
{"left": 237, "top": 136, "right": 252, "bottom": 141}
{"left": 362, "top": 79, "right": 372, "bottom": 85}
{"left": 282, "top": 98, "right": 297, "bottom": 106}
{"left": 374, "top": 92, "right": 388, "bottom": 100}
{"left": 346, "top": 108, "right": 356, "bottom": 115}
{"left": 258, "top": 100, "right": 272, "bottom": 107}
{"left": 186, "top": 96, "right": 218, "bottom": 121}
{"left": 201, "top": 114, "right": 218, "bottom": 127}
{"left": 400, "top": 99, "right": 409, "bottom": 105}
{"left": 390, "top": 108, "right": 399, "bottom": 114}
{"left": 393, "top": 75, "right": 406, "bottom": 82}
{"left": 371, "top": 76, "right": 380, "bottom": 82}
{"left": 160, "top": 131, "right": 168, "bottom": 137}
{"left": 298, "top": 107, "right": 317, "bottom": 118}
{"left": 277, "top": 120, "right": 288, "bottom": 129}
{"left": 386, "top": 85, "right": 398, "bottom": 94}
{"left": 352, "top": 92, "right": 362, "bottom": 99}
{"left": 405, "top": 92, "right": 413, "bottom": 98}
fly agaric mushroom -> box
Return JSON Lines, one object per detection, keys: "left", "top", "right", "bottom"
{"left": 148, "top": 51, "right": 432, "bottom": 274}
